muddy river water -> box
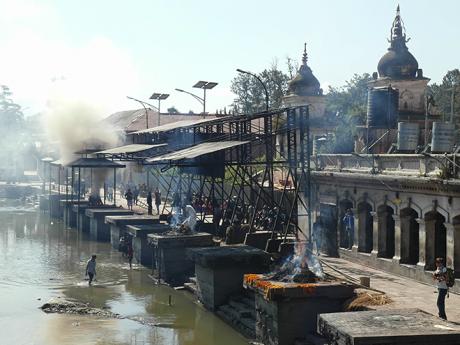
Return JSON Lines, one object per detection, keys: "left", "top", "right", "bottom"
{"left": 0, "top": 203, "right": 249, "bottom": 345}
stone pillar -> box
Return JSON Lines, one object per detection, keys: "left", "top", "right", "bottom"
{"left": 352, "top": 211, "right": 359, "bottom": 253}
{"left": 416, "top": 218, "right": 426, "bottom": 270}
{"left": 392, "top": 214, "right": 401, "bottom": 263}
{"left": 445, "top": 222, "right": 455, "bottom": 269}
{"left": 454, "top": 224, "right": 460, "bottom": 277}
{"left": 371, "top": 211, "right": 379, "bottom": 257}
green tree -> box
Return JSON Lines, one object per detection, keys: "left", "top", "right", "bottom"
{"left": 167, "top": 106, "right": 179, "bottom": 114}
{"left": 231, "top": 63, "right": 290, "bottom": 114}
{"left": 322, "top": 73, "right": 373, "bottom": 153}
{"left": 0, "top": 85, "right": 24, "bottom": 131}
{"left": 428, "top": 69, "right": 460, "bottom": 122}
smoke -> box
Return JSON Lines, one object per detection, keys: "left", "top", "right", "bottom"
{"left": 42, "top": 37, "right": 138, "bottom": 165}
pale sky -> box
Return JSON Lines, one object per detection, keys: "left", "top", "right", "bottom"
{"left": 0, "top": 0, "right": 459, "bottom": 117}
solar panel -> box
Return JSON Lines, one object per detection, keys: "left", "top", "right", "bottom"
{"left": 159, "top": 94, "right": 170, "bottom": 100}
{"left": 193, "top": 81, "right": 208, "bottom": 88}
{"left": 203, "top": 82, "right": 218, "bottom": 89}
{"left": 150, "top": 93, "right": 161, "bottom": 99}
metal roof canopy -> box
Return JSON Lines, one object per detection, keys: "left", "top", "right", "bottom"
{"left": 132, "top": 116, "right": 229, "bottom": 135}
{"left": 95, "top": 144, "right": 166, "bottom": 155}
{"left": 68, "top": 158, "right": 126, "bottom": 168}
{"left": 41, "top": 157, "right": 54, "bottom": 162}
{"left": 50, "top": 159, "right": 64, "bottom": 166}
{"left": 146, "top": 140, "right": 249, "bottom": 163}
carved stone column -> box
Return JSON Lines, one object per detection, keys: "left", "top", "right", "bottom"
{"left": 371, "top": 211, "right": 379, "bottom": 257}
{"left": 416, "top": 218, "right": 426, "bottom": 270}
{"left": 392, "top": 214, "right": 401, "bottom": 262}
{"left": 352, "top": 210, "right": 359, "bottom": 253}
{"left": 444, "top": 222, "right": 455, "bottom": 270}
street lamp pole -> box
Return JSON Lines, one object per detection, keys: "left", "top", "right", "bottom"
{"left": 175, "top": 81, "right": 218, "bottom": 117}
{"left": 127, "top": 96, "right": 158, "bottom": 129}
{"left": 236, "top": 68, "right": 269, "bottom": 111}
{"left": 150, "top": 93, "right": 170, "bottom": 126}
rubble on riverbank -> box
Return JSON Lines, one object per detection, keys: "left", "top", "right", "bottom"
{"left": 40, "top": 298, "right": 120, "bottom": 318}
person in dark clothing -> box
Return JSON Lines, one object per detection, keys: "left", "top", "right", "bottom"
{"left": 125, "top": 189, "right": 133, "bottom": 210}
{"left": 146, "top": 191, "right": 153, "bottom": 215}
{"left": 133, "top": 187, "right": 139, "bottom": 205}
{"left": 127, "top": 245, "right": 134, "bottom": 269}
{"left": 343, "top": 209, "right": 355, "bottom": 249}
{"left": 154, "top": 188, "right": 161, "bottom": 215}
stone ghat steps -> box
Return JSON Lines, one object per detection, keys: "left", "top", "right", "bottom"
{"left": 183, "top": 276, "right": 198, "bottom": 294}
{"left": 216, "top": 294, "right": 256, "bottom": 340}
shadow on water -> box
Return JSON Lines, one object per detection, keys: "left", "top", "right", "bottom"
{"left": 0, "top": 200, "right": 249, "bottom": 345}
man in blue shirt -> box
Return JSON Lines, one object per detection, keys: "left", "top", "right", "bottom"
{"left": 343, "top": 209, "right": 355, "bottom": 249}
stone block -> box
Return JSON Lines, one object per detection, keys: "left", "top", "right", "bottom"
{"left": 86, "top": 208, "right": 134, "bottom": 241}
{"left": 319, "top": 309, "right": 460, "bottom": 345}
{"left": 106, "top": 215, "right": 158, "bottom": 249}
{"left": 188, "top": 245, "right": 270, "bottom": 310}
{"left": 126, "top": 224, "right": 170, "bottom": 266}
{"left": 244, "top": 231, "right": 271, "bottom": 250}
{"left": 148, "top": 232, "right": 213, "bottom": 286}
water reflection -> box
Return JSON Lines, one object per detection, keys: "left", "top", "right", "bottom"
{"left": 0, "top": 203, "right": 248, "bottom": 345}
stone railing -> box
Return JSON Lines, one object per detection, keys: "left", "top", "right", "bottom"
{"left": 316, "top": 154, "right": 460, "bottom": 179}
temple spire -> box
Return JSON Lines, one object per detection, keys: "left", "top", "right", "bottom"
{"left": 302, "top": 43, "right": 308, "bottom": 65}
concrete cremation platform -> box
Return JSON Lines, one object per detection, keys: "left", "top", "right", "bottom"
{"left": 126, "top": 224, "right": 170, "bottom": 266}
{"left": 188, "top": 245, "right": 270, "bottom": 310}
{"left": 49, "top": 194, "right": 67, "bottom": 219}
{"left": 318, "top": 309, "right": 460, "bottom": 345}
{"left": 61, "top": 200, "right": 88, "bottom": 228}
{"left": 86, "top": 208, "right": 134, "bottom": 241}
{"left": 72, "top": 204, "right": 114, "bottom": 232}
{"left": 244, "top": 274, "right": 355, "bottom": 345}
{"left": 148, "top": 232, "right": 213, "bottom": 287}
{"left": 105, "top": 215, "right": 158, "bottom": 249}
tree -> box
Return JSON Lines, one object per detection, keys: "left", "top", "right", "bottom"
{"left": 428, "top": 69, "right": 460, "bottom": 122}
{"left": 231, "top": 62, "right": 290, "bottom": 114}
{"left": 321, "top": 73, "right": 373, "bottom": 153}
{"left": 167, "top": 106, "right": 179, "bottom": 114}
{"left": 0, "top": 85, "right": 24, "bottom": 131}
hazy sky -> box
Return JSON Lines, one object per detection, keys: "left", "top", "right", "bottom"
{"left": 0, "top": 0, "right": 459, "bottom": 116}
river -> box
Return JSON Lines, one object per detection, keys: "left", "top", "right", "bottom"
{"left": 0, "top": 201, "right": 249, "bottom": 345}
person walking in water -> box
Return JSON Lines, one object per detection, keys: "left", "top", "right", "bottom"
{"left": 146, "top": 190, "right": 153, "bottom": 215}
{"left": 433, "top": 257, "right": 448, "bottom": 320}
{"left": 154, "top": 188, "right": 162, "bottom": 215}
{"left": 343, "top": 209, "right": 355, "bottom": 249}
{"left": 127, "top": 245, "right": 134, "bottom": 269}
{"left": 125, "top": 189, "right": 133, "bottom": 210}
{"left": 85, "top": 255, "right": 97, "bottom": 286}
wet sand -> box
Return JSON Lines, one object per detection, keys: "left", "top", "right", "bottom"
{"left": 0, "top": 203, "right": 248, "bottom": 345}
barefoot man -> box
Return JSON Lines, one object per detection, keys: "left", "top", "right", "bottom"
{"left": 85, "top": 255, "right": 97, "bottom": 286}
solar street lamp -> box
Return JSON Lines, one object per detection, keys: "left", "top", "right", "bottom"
{"left": 175, "top": 80, "right": 218, "bottom": 116}
{"left": 150, "top": 93, "right": 170, "bottom": 126}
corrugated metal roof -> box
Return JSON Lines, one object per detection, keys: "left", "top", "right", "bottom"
{"left": 133, "top": 116, "right": 230, "bottom": 135}
{"left": 146, "top": 141, "right": 249, "bottom": 163}
{"left": 50, "top": 159, "right": 64, "bottom": 166}
{"left": 96, "top": 144, "right": 166, "bottom": 155}
{"left": 68, "top": 158, "right": 126, "bottom": 168}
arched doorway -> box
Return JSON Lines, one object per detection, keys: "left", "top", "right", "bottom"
{"left": 377, "top": 205, "right": 395, "bottom": 258}
{"left": 424, "top": 211, "right": 446, "bottom": 270}
{"left": 338, "top": 200, "right": 353, "bottom": 249}
{"left": 400, "top": 208, "right": 419, "bottom": 265}
{"left": 319, "top": 204, "right": 338, "bottom": 257}
{"left": 358, "top": 201, "right": 373, "bottom": 253}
